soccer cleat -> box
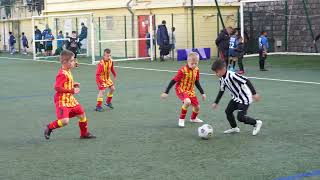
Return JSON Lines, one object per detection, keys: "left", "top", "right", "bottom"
{"left": 190, "top": 117, "right": 203, "bottom": 123}
{"left": 178, "top": 119, "right": 185, "bottom": 128}
{"left": 105, "top": 103, "right": 114, "bottom": 109}
{"left": 252, "top": 120, "right": 263, "bottom": 136}
{"left": 80, "top": 132, "right": 96, "bottom": 139}
{"left": 95, "top": 106, "right": 103, "bottom": 112}
{"left": 44, "top": 125, "right": 52, "bottom": 140}
{"left": 223, "top": 127, "right": 240, "bottom": 134}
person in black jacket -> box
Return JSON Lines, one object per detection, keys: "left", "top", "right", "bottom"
{"left": 157, "top": 20, "right": 170, "bottom": 61}
{"left": 215, "top": 27, "right": 233, "bottom": 65}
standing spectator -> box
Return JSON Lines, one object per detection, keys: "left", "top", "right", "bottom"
{"left": 55, "top": 31, "right": 64, "bottom": 55}
{"left": 64, "top": 32, "right": 70, "bottom": 49}
{"left": 215, "top": 27, "right": 233, "bottom": 66}
{"left": 168, "top": 27, "right": 176, "bottom": 60}
{"left": 258, "top": 31, "right": 269, "bottom": 71}
{"left": 45, "top": 30, "right": 54, "bottom": 56}
{"left": 157, "top": 20, "right": 170, "bottom": 61}
{"left": 146, "top": 29, "right": 151, "bottom": 57}
{"left": 42, "top": 24, "right": 51, "bottom": 51}
{"left": 8, "top": 32, "right": 16, "bottom": 55}
{"left": 34, "top": 26, "right": 42, "bottom": 54}
{"left": 79, "top": 22, "right": 88, "bottom": 53}
{"left": 67, "top": 31, "right": 80, "bottom": 59}
{"left": 235, "top": 37, "right": 245, "bottom": 74}
{"left": 21, "top": 32, "right": 29, "bottom": 55}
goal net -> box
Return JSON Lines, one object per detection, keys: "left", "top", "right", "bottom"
{"left": 94, "top": 15, "right": 154, "bottom": 63}
{"left": 32, "top": 13, "right": 95, "bottom": 63}
{"left": 240, "top": 0, "right": 320, "bottom": 56}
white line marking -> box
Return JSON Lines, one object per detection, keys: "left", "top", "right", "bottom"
{"left": 1, "top": 56, "right": 320, "bottom": 85}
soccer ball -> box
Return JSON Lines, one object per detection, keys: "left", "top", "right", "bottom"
{"left": 198, "top": 124, "right": 213, "bottom": 140}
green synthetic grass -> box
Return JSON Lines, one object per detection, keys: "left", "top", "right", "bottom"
{"left": 0, "top": 53, "right": 319, "bottom": 180}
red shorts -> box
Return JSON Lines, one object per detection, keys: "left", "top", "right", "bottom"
{"left": 97, "top": 83, "right": 114, "bottom": 90}
{"left": 176, "top": 92, "right": 199, "bottom": 106}
{"left": 55, "top": 104, "right": 85, "bottom": 119}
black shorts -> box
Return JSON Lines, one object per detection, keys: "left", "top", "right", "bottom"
{"left": 46, "top": 45, "right": 53, "bottom": 51}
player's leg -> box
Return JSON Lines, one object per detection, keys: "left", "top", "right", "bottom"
{"left": 236, "top": 104, "right": 262, "bottom": 135}
{"left": 224, "top": 100, "right": 240, "bottom": 134}
{"left": 95, "top": 87, "right": 105, "bottom": 111}
{"left": 238, "top": 57, "right": 244, "bottom": 74}
{"left": 105, "top": 85, "right": 115, "bottom": 109}
{"left": 74, "top": 105, "right": 96, "bottom": 139}
{"left": 189, "top": 97, "right": 203, "bottom": 123}
{"left": 44, "top": 107, "right": 71, "bottom": 139}
{"left": 177, "top": 92, "right": 191, "bottom": 128}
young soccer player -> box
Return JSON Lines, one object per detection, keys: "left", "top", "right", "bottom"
{"left": 259, "top": 31, "right": 269, "bottom": 71}
{"left": 211, "top": 60, "right": 262, "bottom": 135}
{"left": 95, "top": 48, "right": 117, "bottom": 112}
{"left": 21, "top": 32, "right": 28, "bottom": 55}
{"left": 228, "top": 30, "right": 239, "bottom": 72}
{"left": 235, "top": 37, "right": 245, "bottom": 74}
{"left": 161, "top": 52, "right": 206, "bottom": 128}
{"left": 44, "top": 50, "right": 96, "bottom": 139}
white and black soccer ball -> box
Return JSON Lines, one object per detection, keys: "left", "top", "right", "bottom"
{"left": 198, "top": 124, "right": 213, "bottom": 140}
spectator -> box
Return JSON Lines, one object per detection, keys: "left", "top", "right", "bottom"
{"left": 45, "top": 30, "right": 54, "bottom": 56}
{"left": 67, "top": 31, "right": 80, "bottom": 59}
{"left": 215, "top": 27, "right": 233, "bottom": 65}
{"left": 21, "top": 32, "right": 29, "bottom": 55}
{"left": 157, "top": 20, "right": 170, "bottom": 61}
{"left": 55, "top": 31, "right": 64, "bottom": 55}
{"left": 168, "top": 27, "right": 176, "bottom": 59}
{"left": 34, "top": 26, "right": 42, "bottom": 54}
{"left": 8, "top": 32, "right": 16, "bottom": 55}
{"left": 79, "top": 22, "right": 88, "bottom": 53}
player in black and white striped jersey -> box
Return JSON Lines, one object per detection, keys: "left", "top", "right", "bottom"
{"left": 211, "top": 60, "right": 263, "bottom": 136}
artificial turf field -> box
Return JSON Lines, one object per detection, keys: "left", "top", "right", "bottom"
{"left": 0, "top": 53, "right": 319, "bottom": 180}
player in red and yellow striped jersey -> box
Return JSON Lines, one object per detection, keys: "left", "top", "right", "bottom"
{"left": 161, "top": 52, "right": 206, "bottom": 127}
{"left": 95, "top": 48, "right": 117, "bottom": 111}
{"left": 44, "top": 50, "right": 96, "bottom": 139}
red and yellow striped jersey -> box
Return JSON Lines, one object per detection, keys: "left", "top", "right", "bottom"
{"left": 54, "top": 69, "right": 79, "bottom": 107}
{"left": 173, "top": 65, "right": 200, "bottom": 97}
{"left": 96, "top": 59, "right": 116, "bottom": 87}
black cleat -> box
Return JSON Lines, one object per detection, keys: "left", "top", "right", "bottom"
{"left": 80, "top": 132, "right": 96, "bottom": 139}
{"left": 105, "top": 103, "right": 114, "bottom": 109}
{"left": 44, "top": 125, "right": 52, "bottom": 140}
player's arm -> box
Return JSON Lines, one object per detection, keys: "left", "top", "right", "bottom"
{"left": 212, "top": 81, "right": 225, "bottom": 109}
{"left": 54, "top": 74, "right": 75, "bottom": 94}
{"left": 95, "top": 64, "right": 104, "bottom": 84}
{"left": 195, "top": 80, "right": 204, "bottom": 95}
{"left": 111, "top": 63, "right": 117, "bottom": 79}
{"left": 164, "top": 79, "right": 177, "bottom": 94}
{"left": 233, "top": 74, "right": 260, "bottom": 101}
{"left": 161, "top": 69, "right": 183, "bottom": 98}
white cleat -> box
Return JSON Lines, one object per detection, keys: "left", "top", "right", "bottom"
{"left": 189, "top": 117, "right": 203, "bottom": 123}
{"left": 223, "top": 127, "right": 240, "bottom": 134}
{"left": 252, "top": 120, "right": 262, "bottom": 136}
{"left": 178, "top": 119, "right": 185, "bottom": 128}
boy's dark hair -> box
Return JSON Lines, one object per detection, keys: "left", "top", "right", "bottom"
{"left": 104, "top": 48, "right": 111, "bottom": 54}
{"left": 261, "top": 31, "right": 266, "bottom": 35}
{"left": 22, "top": 32, "right": 25, "bottom": 35}
{"left": 59, "top": 30, "right": 62, "bottom": 34}
{"left": 172, "top": 27, "right": 176, "bottom": 31}
{"left": 211, "top": 60, "right": 226, "bottom": 71}
{"left": 35, "top": 26, "right": 38, "bottom": 29}
{"left": 162, "top": 20, "right": 166, "bottom": 24}
{"left": 72, "top": 31, "right": 76, "bottom": 34}
{"left": 9, "top": 32, "right": 12, "bottom": 35}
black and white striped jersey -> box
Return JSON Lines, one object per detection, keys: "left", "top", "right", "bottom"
{"left": 219, "top": 71, "right": 253, "bottom": 105}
